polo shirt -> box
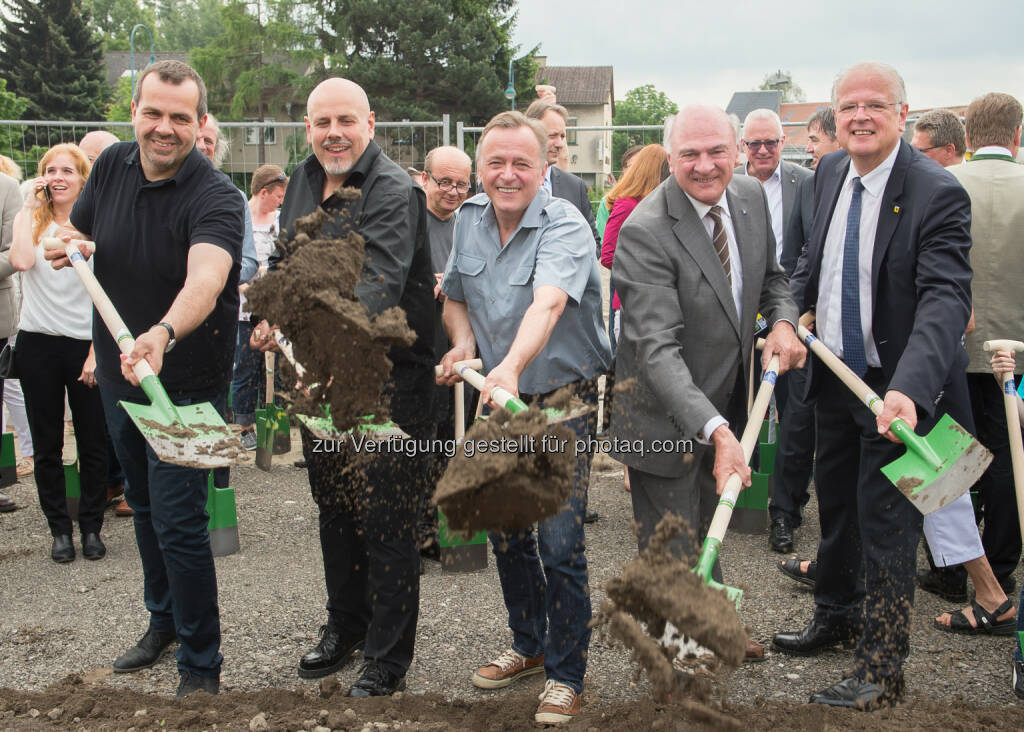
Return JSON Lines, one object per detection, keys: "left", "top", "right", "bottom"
{"left": 277, "top": 141, "right": 436, "bottom": 425}
{"left": 71, "top": 142, "right": 242, "bottom": 397}
{"left": 441, "top": 187, "right": 611, "bottom": 394}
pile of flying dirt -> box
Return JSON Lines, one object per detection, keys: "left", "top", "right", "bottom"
{"left": 597, "top": 513, "right": 747, "bottom": 701}
{"left": 245, "top": 198, "right": 415, "bottom": 433}
{"left": 433, "top": 405, "right": 576, "bottom": 532}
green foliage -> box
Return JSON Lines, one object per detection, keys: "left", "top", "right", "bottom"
{"left": 0, "top": 0, "right": 108, "bottom": 122}
{"left": 83, "top": 0, "right": 155, "bottom": 51}
{"left": 611, "top": 84, "right": 678, "bottom": 172}
{"left": 316, "top": 0, "right": 533, "bottom": 126}
{"left": 156, "top": 0, "right": 227, "bottom": 51}
{"left": 758, "top": 70, "right": 805, "bottom": 103}
{"left": 106, "top": 75, "right": 133, "bottom": 122}
{"left": 0, "top": 79, "right": 29, "bottom": 158}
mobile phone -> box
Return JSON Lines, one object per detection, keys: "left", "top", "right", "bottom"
{"left": 43, "top": 186, "right": 51, "bottom": 203}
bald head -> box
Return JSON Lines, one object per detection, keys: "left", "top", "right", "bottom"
{"left": 421, "top": 145, "right": 472, "bottom": 219}
{"left": 79, "top": 130, "right": 120, "bottom": 163}
{"left": 667, "top": 105, "right": 739, "bottom": 206}
{"left": 305, "top": 78, "right": 375, "bottom": 184}
{"left": 669, "top": 105, "right": 737, "bottom": 154}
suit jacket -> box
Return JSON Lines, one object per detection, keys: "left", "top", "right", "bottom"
{"left": 949, "top": 157, "right": 1024, "bottom": 373}
{"left": 550, "top": 166, "right": 600, "bottom": 256}
{"left": 735, "top": 161, "right": 813, "bottom": 275}
{"left": 609, "top": 175, "right": 797, "bottom": 477}
{"left": 0, "top": 173, "right": 21, "bottom": 339}
{"left": 790, "top": 140, "right": 973, "bottom": 415}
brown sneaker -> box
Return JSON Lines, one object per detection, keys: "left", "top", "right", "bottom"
{"left": 114, "top": 499, "right": 134, "bottom": 517}
{"left": 535, "top": 680, "right": 580, "bottom": 724}
{"left": 471, "top": 649, "right": 544, "bottom": 689}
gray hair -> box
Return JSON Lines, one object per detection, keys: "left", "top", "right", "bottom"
{"left": 726, "top": 113, "right": 741, "bottom": 143}
{"left": 742, "top": 109, "right": 783, "bottom": 137}
{"left": 914, "top": 109, "right": 966, "bottom": 156}
{"left": 806, "top": 107, "right": 837, "bottom": 140}
{"left": 204, "top": 114, "right": 229, "bottom": 169}
{"left": 524, "top": 99, "right": 569, "bottom": 123}
{"left": 831, "top": 61, "right": 907, "bottom": 108}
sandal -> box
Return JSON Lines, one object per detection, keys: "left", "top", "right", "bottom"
{"left": 777, "top": 558, "right": 816, "bottom": 587}
{"left": 934, "top": 598, "right": 1016, "bottom": 636}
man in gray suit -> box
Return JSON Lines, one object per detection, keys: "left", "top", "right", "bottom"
{"left": 0, "top": 171, "right": 21, "bottom": 508}
{"left": 609, "top": 105, "right": 804, "bottom": 660}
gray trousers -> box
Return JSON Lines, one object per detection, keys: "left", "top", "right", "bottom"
{"left": 627, "top": 447, "right": 723, "bottom": 584}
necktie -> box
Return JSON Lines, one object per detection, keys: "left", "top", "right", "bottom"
{"left": 841, "top": 178, "right": 867, "bottom": 377}
{"left": 707, "top": 205, "right": 731, "bottom": 286}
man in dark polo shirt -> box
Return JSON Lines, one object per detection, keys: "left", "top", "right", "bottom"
{"left": 252, "top": 77, "right": 435, "bottom": 697}
{"left": 52, "top": 60, "right": 242, "bottom": 698}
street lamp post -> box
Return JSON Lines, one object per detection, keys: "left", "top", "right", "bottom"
{"left": 504, "top": 59, "right": 516, "bottom": 110}
{"left": 130, "top": 24, "right": 156, "bottom": 98}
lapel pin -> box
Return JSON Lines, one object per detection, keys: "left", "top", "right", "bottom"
{"left": 893, "top": 205, "right": 901, "bottom": 214}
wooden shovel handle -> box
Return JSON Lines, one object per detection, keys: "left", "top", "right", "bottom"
{"left": 432, "top": 358, "right": 484, "bottom": 378}
{"left": 264, "top": 351, "right": 275, "bottom": 405}
{"left": 271, "top": 330, "right": 305, "bottom": 379}
{"left": 797, "top": 323, "right": 883, "bottom": 416}
{"left": 983, "top": 340, "right": 1024, "bottom": 540}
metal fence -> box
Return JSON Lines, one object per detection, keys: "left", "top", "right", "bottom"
{"left": 0, "top": 116, "right": 450, "bottom": 193}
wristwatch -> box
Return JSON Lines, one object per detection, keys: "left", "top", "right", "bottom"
{"left": 156, "top": 322, "right": 176, "bottom": 352}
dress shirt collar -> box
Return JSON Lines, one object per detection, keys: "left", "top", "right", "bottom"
{"left": 684, "top": 190, "right": 732, "bottom": 223}
{"left": 543, "top": 163, "right": 553, "bottom": 189}
{"left": 743, "top": 161, "right": 781, "bottom": 185}
{"left": 476, "top": 185, "right": 551, "bottom": 233}
{"left": 844, "top": 142, "right": 900, "bottom": 198}
{"left": 973, "top": 145, "right": 1014, "bottom": 158}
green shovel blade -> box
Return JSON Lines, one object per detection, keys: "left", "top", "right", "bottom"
{"left": 880, "top": 413, "right": 993, "bottom": 515}
{"left": 254, "top": 406, "right": 276, "bottom": 471}
{"left": 692, "top": 537, "right": 743, "bottom": 611}
{"left": 120, "top": 399, "right": 238, "bottom": 468}
{"left": 293, "top": 408, "right": 409, "bottom": 442}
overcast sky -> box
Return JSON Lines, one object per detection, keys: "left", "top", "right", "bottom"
{"left": 511, "top": 0, "right": 1024, "bottom": 112}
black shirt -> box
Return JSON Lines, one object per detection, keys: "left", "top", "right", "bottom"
{"left": 71, "top": 142, "right": 242, "bottom": 398}
{"left": 277, "top": 140, "right": 435, "bottom": 427}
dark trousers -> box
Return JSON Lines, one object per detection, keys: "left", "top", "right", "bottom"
{"left": 967, "top": 372, "right": 1021, "bottom": 582}
{"left": 769, "top": 362, "right": 816, "bottom": 526}
{"left": 100, "top": 386, "right": 223, "bottom": 678}
{"left": 304, "top": 420, "right": 433, "bottom": 678}
{"left": 813, "top": 367, "right": 930, "bottom": 684}
{"left": 17, "top": 332, "right": 107, "bottom": 537}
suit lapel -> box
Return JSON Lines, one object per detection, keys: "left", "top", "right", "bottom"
{"left": 666, "top": 183, "right": 741, "bottom": 339}
{"left": 550, "top": 166, "right": 563, "bottom": 199}
{"left": 727, "top": 185, "right": 757, "bottom": 337}
{"left": 781, "top": 161, "right": 797, "bottom": 220}
{"left": 871, "top": 141, "right": 910, "bottom": 285}
{"left": 805, "top": 154, "right": 848, "bottom": 308}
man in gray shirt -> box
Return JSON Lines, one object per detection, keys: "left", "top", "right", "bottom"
{"left": 437, "top": 111, "right": 611, "bottom": 726}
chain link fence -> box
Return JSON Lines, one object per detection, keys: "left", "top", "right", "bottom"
{"left": 0, "top": 117, "right": 450, "bottom": 193}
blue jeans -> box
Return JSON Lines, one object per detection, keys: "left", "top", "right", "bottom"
{"left": 100, "top": 385, "right": 223, "bottom": 679}
{"left": 488, "top": 382, "right": 597, "bottom": 694}
{"left": 230, "top": 321, "right": 260, "bottom": 425}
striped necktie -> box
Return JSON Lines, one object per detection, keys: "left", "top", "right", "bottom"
{"left": 841, "top": 178, "right": 867, "bottom": 377}
{"left": 707, "top": 205, "right": 731, "bottom": 286}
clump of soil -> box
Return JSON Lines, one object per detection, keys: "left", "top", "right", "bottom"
{"left": 433, "top": 405, "right": 576, "bottom": 532}
{"left": 597, "top": 513, "right": 747, "bottom": 701}
{"left": 246, "top": 198, "right": 415, "bottom": 433}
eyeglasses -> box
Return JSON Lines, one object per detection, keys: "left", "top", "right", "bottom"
{"left": 836, "top": 101, "right": 900, "bottom": 118}
{"left": 744, "top": 138, "right": 780, "bottom": 152}
{"left": 427, "top": 172, "right": 470, "bottom": 194}
{"left": 914, "top": 145, "right": 942, "bottom": 153}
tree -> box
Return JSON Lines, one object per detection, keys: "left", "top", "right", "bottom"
{"left": 83, "top": 0, "right": 156, "bottom": 51}
{"left": 0, "top": 78, "right": 30, "bottom": 157}
{"left": 155, "top": 0, "right": 227, "bottom": 52}
{"left": 611, "top": 84, "right": 678, "bottom": 171}
{"left": 0, "top": 0, "right": 108, "bottom": 122}
{"left": 314, "top": 0, "right": 535, "bottom": 125}
{"left": 758, "top": 70, "right": 805, "bottom": 103}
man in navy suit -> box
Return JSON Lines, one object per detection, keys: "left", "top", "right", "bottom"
{"left": 772, "top": 62, "right": 974, "bottom": 709}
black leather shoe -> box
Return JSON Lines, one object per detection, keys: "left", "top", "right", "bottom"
{"left": 51, "top": 535, "right": 75, "bottom": 563}
{"left": 176, "top": 671, "right": 219, "bottom": 698}
{"left": 769, "top": 517, "right": 794, "bottom": 553}
{"left": 297, "top": 625, "right": 365, "bottom": 679}
{"left": 916, "top": 568, "right": 968, "bottom": 603}
{"left": 82, "top": 533, "right": 106, "bottom": 560}
{"left": 583, "top": 509, "right": 599, "bottom": 524}
{"left": 810, "top": 675, "right": 903, "bottom": 710}
{"left": 772, "top": 617, "right": 859, "bottom": 656}
{"left": 113, "top": 628, "right": 178, "bottom": 673}
{"left": 348, "top": 661, "right": 406, "bottom": 697}
{"left": 1013, "top": 659, "right": 1024, "bottom": 700}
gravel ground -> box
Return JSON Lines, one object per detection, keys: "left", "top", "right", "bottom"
{"left": 1, "top": 434, "right": 1023, "bottom": 726}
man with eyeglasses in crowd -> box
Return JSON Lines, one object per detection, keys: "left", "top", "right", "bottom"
{"left": 418, "top": 145, "right": 473, "bottom": 561}
{"left": 911, "top": 108, "right": 966, "bottom": 167}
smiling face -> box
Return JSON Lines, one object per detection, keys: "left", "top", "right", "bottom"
{"left": 305, "top": 79, "right": 375, "bottom": 183}
{"left": 540, "top": 110, "right": 566, "bottom": 166}
{"left": 743, "top": 116, "right": 784, "bottom": 182}
{"left": 834, "top": 68, "right": 908, "bottom": 175}
{"left": 478, "top": 125, "right": 545, "bottom": 224}
{"left": 42, "top": 151, "right": 85, "bottom": 205}
{"left": 422, "top": 148, "right": 472, "bottom": 219}
{"left": 196, "top": 118, "right": 219, "bottom": 162}
{"left": 132, "top": 74, "right": 203, "bottom": 180}
{"left": 669, "top": 107, "right": 738, "bottom": 206}
{"left": 805, "top": 121, "right": 840, "bottom": 169}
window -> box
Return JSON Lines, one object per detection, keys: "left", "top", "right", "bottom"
{"left": 245, "top": 121, "right": 276, "bottom": 146}
{"left": 567, "top": 116, "right": 578, "bottom": 146}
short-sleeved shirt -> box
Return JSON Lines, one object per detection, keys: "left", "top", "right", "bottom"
{"left": 441, "top": 187, "right": 611, "bottom": 394}
{"left": 276, "top": 141, "right": 436, "bottom": 426}
{"left": 71, "top": 142, "right": 242, "bottom": 398}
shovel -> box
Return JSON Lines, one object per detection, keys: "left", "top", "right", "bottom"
{"left": 253, "top": 351, "right": 277, "bottom": 471}
{"left": 983, "top": 339, "right": 1024, "bottom": 539}
{"left": 43, "top": 237, "right": 241, "bottom": 468}
{"left": 798, "top": 316, "right": 991, "bottom": 514}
